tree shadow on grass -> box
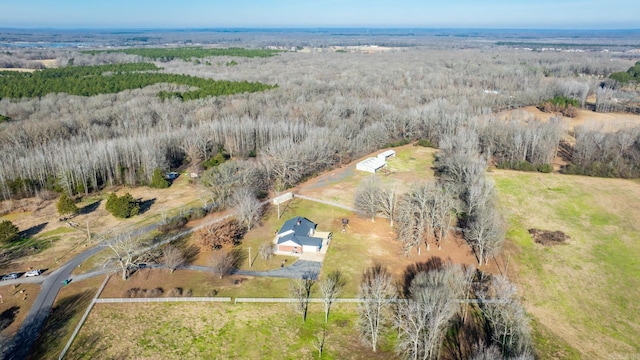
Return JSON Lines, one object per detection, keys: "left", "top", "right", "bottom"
{"left": 166, "top": 237, "right": 199, "bottom": 266}
{"left": 0, "top": 238, "right": 51, "bottom": 270}
{"left": 0, "top": 306, "right": 20, "bottom": 332}
{"left": 138, "top": 198, "right": 156, "bottom": 215}
{"left": 441, "top": 309, "right": 489, "bottom": 360}
{"left": 66, "top": 331, "right": 119, "bottom": 359}
{"left": 27, "top": 290, "right": 94, "bottom": 359}
{"left": 400, "top": 256, "right": 445, "bottom": 297}
{"left": 231, "top": 247, "right": 248, "bottom": 269}
{"left": 181, "top": 245, "right": 200, "bottom": 265}
{"left": 78, "top": 200, "right": 101, "bottom": 215}
{"left": 19, "top": 222, "right": 48, "bottom": 238}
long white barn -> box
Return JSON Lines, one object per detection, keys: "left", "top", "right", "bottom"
{"left": 356, "top": 157, "right": 387, "bottom": 173}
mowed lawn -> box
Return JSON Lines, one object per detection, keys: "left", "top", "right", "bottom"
{"left": 492, "top": 170, "right": 640, "bottom": 359}
{"left": 67, "top": 302, "right": 396, "bottom": 360}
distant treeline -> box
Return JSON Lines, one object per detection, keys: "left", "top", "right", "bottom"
{"left": 81, "top": 47, "right": 283, "bottom": 61}
{"left": 495, "top": 41, "right": 634, "bottom": 48}
{"left": 0, "top": 63, "right": 276, "bottom": 100}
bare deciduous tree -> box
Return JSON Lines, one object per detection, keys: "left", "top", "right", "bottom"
{"left": 394, "top": 265, "right": 466, "bottom": 360}
{"left": 200, "top": 160, "right": 267, "bottom": 207}
{"left": 230, "top": 187, "right": 263, "bottom": 230}
{"left": 258, "top": 241, "right": 275, "bottom": 260}
{"left": 466, "top": 177, "right": 496, "bottom": 218}
{"left": 464, "top": 205, "right": 506, "bottom": 266}
{"left": 395, "top": 182, "right": 456, "bottom": 254}
{"left": 432, "top": 185, "right": 458, "bottom": 250}
{"left": 478, "top": 276, "right": 534, "bottom": 359}
{"left": 358, "top": 264, "right": 395, "bottom": 352}
{"left": 209, "top": 249, "right": 237, "bottom": 279}
{"left": 354, "top": 175, "right": 382, "bottom": 221}
{"left": 102, "top": 234, "right": 149, "bottom": 280}
{"left": 162, "top": 244, "right": 184, "bottom": 273}
{"left": 290, "top": 273, "right": 316, "bottom": 322}
{"left": 314, "top": 325, "right": 328, "bottom": 359}
{"left": 378, "top": 184, "right": 399, "bottom": 227}
{"left": 319, "top": 270, "right": 346, "bottom": 323}
{"left": 396, "top": 184, "right": 435, "bottom": 255}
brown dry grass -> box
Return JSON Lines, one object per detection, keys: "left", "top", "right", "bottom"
{"left": 0, "top": 175, "right": 201, "bottom": 274}
{"left": 498, "top": 106, "right": 640, "bottom": 132}
{"left": 0, "top": 68, "right": 35, "bottom": 72}
{"left": 0, "top": 59, "right": 57, "bottom": 73}
{"left": 0, "top": 283, "right": 40, "bottom": 337}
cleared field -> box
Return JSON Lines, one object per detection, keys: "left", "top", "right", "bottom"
{"left": 498, "top": 106, "right": 640, "bottom": 132}
{"left": 492, "top": 170, "right": 640, "bottom": 359}
{"left": 0, "top": 283, "right": 40, "bottom": 338}
{"left": 28, "top": 276, "right": 105, "bottom": 359}
{"left": 68, "top": 302, "right": 395, "bottom": 360}
{"left": 298, "top": 144, "right": 437, "bottom": 207}
{"left": 0, "top": 174, "right": 202, "bottom": 274}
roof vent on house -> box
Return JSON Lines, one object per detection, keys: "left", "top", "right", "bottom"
{"left": 297, "top": 219, "right": 301, "bottom": 226}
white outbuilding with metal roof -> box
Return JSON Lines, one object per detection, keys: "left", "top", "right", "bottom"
{"left": 377, "top": 149, "right": 396, "bottom": 160}
{"left": 356, "top": 157, "right": 387, "bottom": 173}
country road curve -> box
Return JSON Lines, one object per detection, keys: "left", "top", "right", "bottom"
{"left": 3, "top": 197, "right": 279, "bottom": 360}
{"left": 3, "top": 220, "right": 161, "bottom": 360}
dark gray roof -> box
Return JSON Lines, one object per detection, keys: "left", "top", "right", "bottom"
{"left": 279, "top": 216, "right": 316, "bottom": 237}
{"left": 277, "top": 233, "right": 323, "bottom": 247}
{"left": 277, "top": 216, "right": 322, "bottom": 248}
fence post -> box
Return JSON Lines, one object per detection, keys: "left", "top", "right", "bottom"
{"left": 59, "top": 274, "right": 110, "bottom": 360}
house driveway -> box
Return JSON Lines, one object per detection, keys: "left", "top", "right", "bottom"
{"left": 183, "top": 260, "right": 321, "bottom": 280}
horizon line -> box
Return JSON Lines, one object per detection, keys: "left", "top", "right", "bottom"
{"left": 2, "top": 26, "right": 640, "bottom": 32}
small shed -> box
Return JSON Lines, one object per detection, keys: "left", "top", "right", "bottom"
{"left": 356, "top": 157, "right": 387, "bottom": 173}
{"left": 377, "top": 149, "right": 396, "bottom": 160}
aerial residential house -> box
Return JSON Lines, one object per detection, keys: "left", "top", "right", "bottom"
{"left": 275, "top": 216, "right": 324, "bottom": 254}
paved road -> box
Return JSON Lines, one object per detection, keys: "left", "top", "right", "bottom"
{"left": 293, "top": 194, "right": 355, "bottom": 212}
{"left": 3, "top": 223, "right": 161, "bottom": 360}
{"left": 3, "top": 197, "right": 277, "bottom": 359}
{"left": 184, "top": 260, "right": 322, "bottom": 279}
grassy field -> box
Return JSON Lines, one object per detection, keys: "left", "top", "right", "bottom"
{"left": 492, "top": 170, "right": 640, "bottom": 359}
{"left": 27, "top": 145, "right": 639, "bottom": 359}
{"left": 68, "top": 302, "right": 395, "bottom": 360}
{"left": 28, "top": 276, "right": 105, "bottom": 359}
{"left": 232, "top": 197, "right": 352, "bottom": 272}
{"left": 297, "top": 144, "right": 437, "bottom": 208}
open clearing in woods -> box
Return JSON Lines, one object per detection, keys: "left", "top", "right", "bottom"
{"left": 492, "top": 170, "right": 640, "bottom": 359}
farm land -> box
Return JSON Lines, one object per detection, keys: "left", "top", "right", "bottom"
{"left": 1, "top": 139, "right": 636, "bottom": 358}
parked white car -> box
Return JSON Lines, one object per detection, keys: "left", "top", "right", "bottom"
{"left": 25, "top": 269, "right": 43, "bottom": 277}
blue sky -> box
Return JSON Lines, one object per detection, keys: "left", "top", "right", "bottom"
{"left": 1, "top": 0, "right": 638, "bottom": 29}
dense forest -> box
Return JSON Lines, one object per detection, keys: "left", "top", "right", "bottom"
{"left": 81, "top": 47, "right": 284, "bottom": 61}
{"left": 0, "top": 45, "right": 638, "bottom": 201}
{"left": 0, "top": 63, "right": 275, "bottom": 100}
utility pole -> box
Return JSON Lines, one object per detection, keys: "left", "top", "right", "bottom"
{"left": 248, "top": 246, "right": 252, "bottom": 268}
